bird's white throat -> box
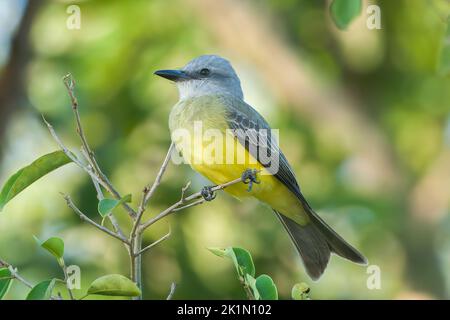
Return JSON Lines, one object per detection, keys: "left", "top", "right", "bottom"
{"left": 176, "top": 79, "right": 243, "bottom": 101}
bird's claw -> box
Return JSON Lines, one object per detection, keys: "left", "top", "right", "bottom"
{"left": 201, "top": 186, "right": 216, "bottom": 201}
{"left": 242, "top": 169, "right": 260, "bottom": 192}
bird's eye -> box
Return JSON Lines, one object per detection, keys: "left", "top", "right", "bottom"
{"left": 199, "top": 68, "right": 210, "bottom": 76}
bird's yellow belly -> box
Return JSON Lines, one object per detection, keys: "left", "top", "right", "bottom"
{"left": 180, "top": 134, "right": 309, "bottom": 225}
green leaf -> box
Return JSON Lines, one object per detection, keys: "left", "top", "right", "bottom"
{"left": 208, "top": 247, "right": 255, "bottom": 277}
{"left": 255, "top": 274, "right": 278, "bottom": 300}
{"left": 0, "top": 151, "right": 72, "bottom": 211}
{"left": 438, "top": 17, "right": 450, "bottom": 75}
{"left": 227, "top": 247, "right": 255, "bottom": 278}
{"left": 26, "top": 279, "right": 56, "bottom": 300}
{"left": 87, "top": 274, "right": 140, "bottom": 297}
{"left": 97, "top": 194, "right": 132, "bottom": 217}
{"left": 207, "top": 247, "right": 227, "bottom": 257}
{"left": 292, "top": 282, "right": 311, "bottom": 300}
{"left": 330, "top": 0, "right": 362, "bottom": 30}
{"left": 34, "top": 236, "right": 64, "bottom": 260}
{"left": 0, "top": 268, "right": 13, "bottom": 299}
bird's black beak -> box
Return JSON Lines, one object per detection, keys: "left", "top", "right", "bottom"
{"left": 154, "top": 69, "right": 190, "bottom": 82}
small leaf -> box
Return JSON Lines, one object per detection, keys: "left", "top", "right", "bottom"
{"left": 207, "top": 247, "right": 227, "bottom": 257}
{"left": 97, "top": 194, "right": 132, "bottom": 217}
{"left": 255, "top": 274, "right": 278, "bottom": 300}
{"left": 208, "top": 246, "right": 255, "bottom": 277}
{"left": 87, "top": 274, "right": 140, "bottom": 297}
{"left": 0, "top": 268, "right": 13, "bottom": 299}
{"left": 330, "top": 0, "right": 362, "bottom": 30}
{"left": 292, "top": 282, "right": 311, "bottom": 300}
{"left": 34, "top": 236, "right": 64, "bottom": 260}
{"left": 0, "top": 151, "right": 72, "bottom": 211}
{"left": 26, "top": 279, "right": 56, "bottom": 300}
{"left": 98, "top": 199, "right": 119, "bottom": 217}
{"left": 438, "top": 17, "right": 450, "bottom": 75}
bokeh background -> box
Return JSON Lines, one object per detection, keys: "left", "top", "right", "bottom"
{"left": 0, "top": 0, "right": 449, "bottom": 300}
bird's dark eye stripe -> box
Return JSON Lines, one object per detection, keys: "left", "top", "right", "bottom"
{"left": 199, "top": 68, "right": 210, "bottom": 76}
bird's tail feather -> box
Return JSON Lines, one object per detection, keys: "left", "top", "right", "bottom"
{"left": 306, "top": 207, "right": 367, "bottom": 266}
{"left": 275, "top": 208, "right": 367, "bottom": 280}
{"left": 275, "top": 211, "right": 330, "bottom": 280}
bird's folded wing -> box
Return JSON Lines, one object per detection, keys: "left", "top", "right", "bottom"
{"left": 223, "top": 95, "right": 303, "bottom": 200}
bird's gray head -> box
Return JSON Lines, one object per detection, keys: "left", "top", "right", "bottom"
{"left": 154, "top": 55, "right": 243, "bottom": 100}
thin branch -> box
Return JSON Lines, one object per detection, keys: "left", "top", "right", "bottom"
{"left": 172, "top": 198, "right": 205, "bottom": 212}
{"left": 88, "top": 166, "right": 104, "bottom": 199}
{"left": 166, "top": 282, "right": 177, "bottom": 300}
{"left": 62, "top": 75, "right": 94, "bottom": 168}
{"left": 42, "top": 116, "right": 87, "bottom": 169}
{"left": 62, "top": 73, "right": 137, "bottom": 219}
{"left": 43, "top": 116, "right": 112, "bottom": 191}
{"left": 136, "top": 227, "right": 171, "bottom": 256}
{"left": 62, "top": 194, "right": 130, "bottom": 244}
{"left": 0, "top": 259, "right": 33, "bottom": 289}
{"left": 141, "top": 142, "right": 175, "bottom": 209}
{"left": 141, "top": 175, "right": 245, "bottom": 231}
{"left": 180, "top": 181, "right": 191, "bottom": 201}
{"left": 131, "top": 142, "right": 174, "bottom": 240}
{"left": 185, "top": 176, "right": 245, "bottom": 202}
{"left": 140, "top": 202, "right": 181, "bottom": 231}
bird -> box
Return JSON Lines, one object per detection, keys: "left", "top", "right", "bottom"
{"left": 154, "top": 55, "right": 367, "bottom": 280}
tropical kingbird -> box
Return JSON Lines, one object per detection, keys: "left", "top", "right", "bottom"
{"left": 155, "top": 55, "right": 367, "bottom": 280}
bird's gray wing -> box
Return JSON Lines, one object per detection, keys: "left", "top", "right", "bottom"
{"left": 222, "top": 95, "right": 303, "bottom": 199}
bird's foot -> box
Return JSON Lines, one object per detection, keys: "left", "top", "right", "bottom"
{"left": 241, "top": 169, "right": 260, "bottom": 192}
{"left": 201, "top": 186, "right": 216, "bottom": 201}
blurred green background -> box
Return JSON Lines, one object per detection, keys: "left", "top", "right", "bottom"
{"left": 0, "top": 0, "right": 449, "bottom": 299}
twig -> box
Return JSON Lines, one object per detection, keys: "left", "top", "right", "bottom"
{"left": 184, "top": 176, "right": 246, "bottom": 202}
{"left": 172, "top": 198, "right": 205, "bottom": 212}
{"left": 43, "top": 116, "right": 114, "bottom": 193}
{"left": 166, "top": 282, "right": 177, "bottom": 300}
{"left": 0, "top": 259, "right": 33, "bottom": 289}
{"left": 62, "top": 74, "right": 100, "bottom": 176}
{"left": 62, "top": 194, "right": 129, "bottom": 244}
{"left": 62, "top": 73, "right": 137, "bottom": 219}
{"left": 131, "top": 142, "right": 174, "bottom": 241}
{"left": 42, "top": 116, "right": 88, "bottom": 170}
{"left": 141, "top": 142, "right": 175, "bottom": 210}
{"left": 137, "top": 228, "right": 171, "bottom": 256}
{"left": 140, "top": 176, "right": 245, "bottom": 231}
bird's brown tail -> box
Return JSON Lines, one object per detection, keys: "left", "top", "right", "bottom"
{"left": 274, "top": 209, "right": 367, "bottom": 280}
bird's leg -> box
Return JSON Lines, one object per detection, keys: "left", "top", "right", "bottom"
{"left": 242, "top": 169, "right": 260, "bottom": 192}
{"left": 201, "top": 186, "right": 216, "bottom": 201}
